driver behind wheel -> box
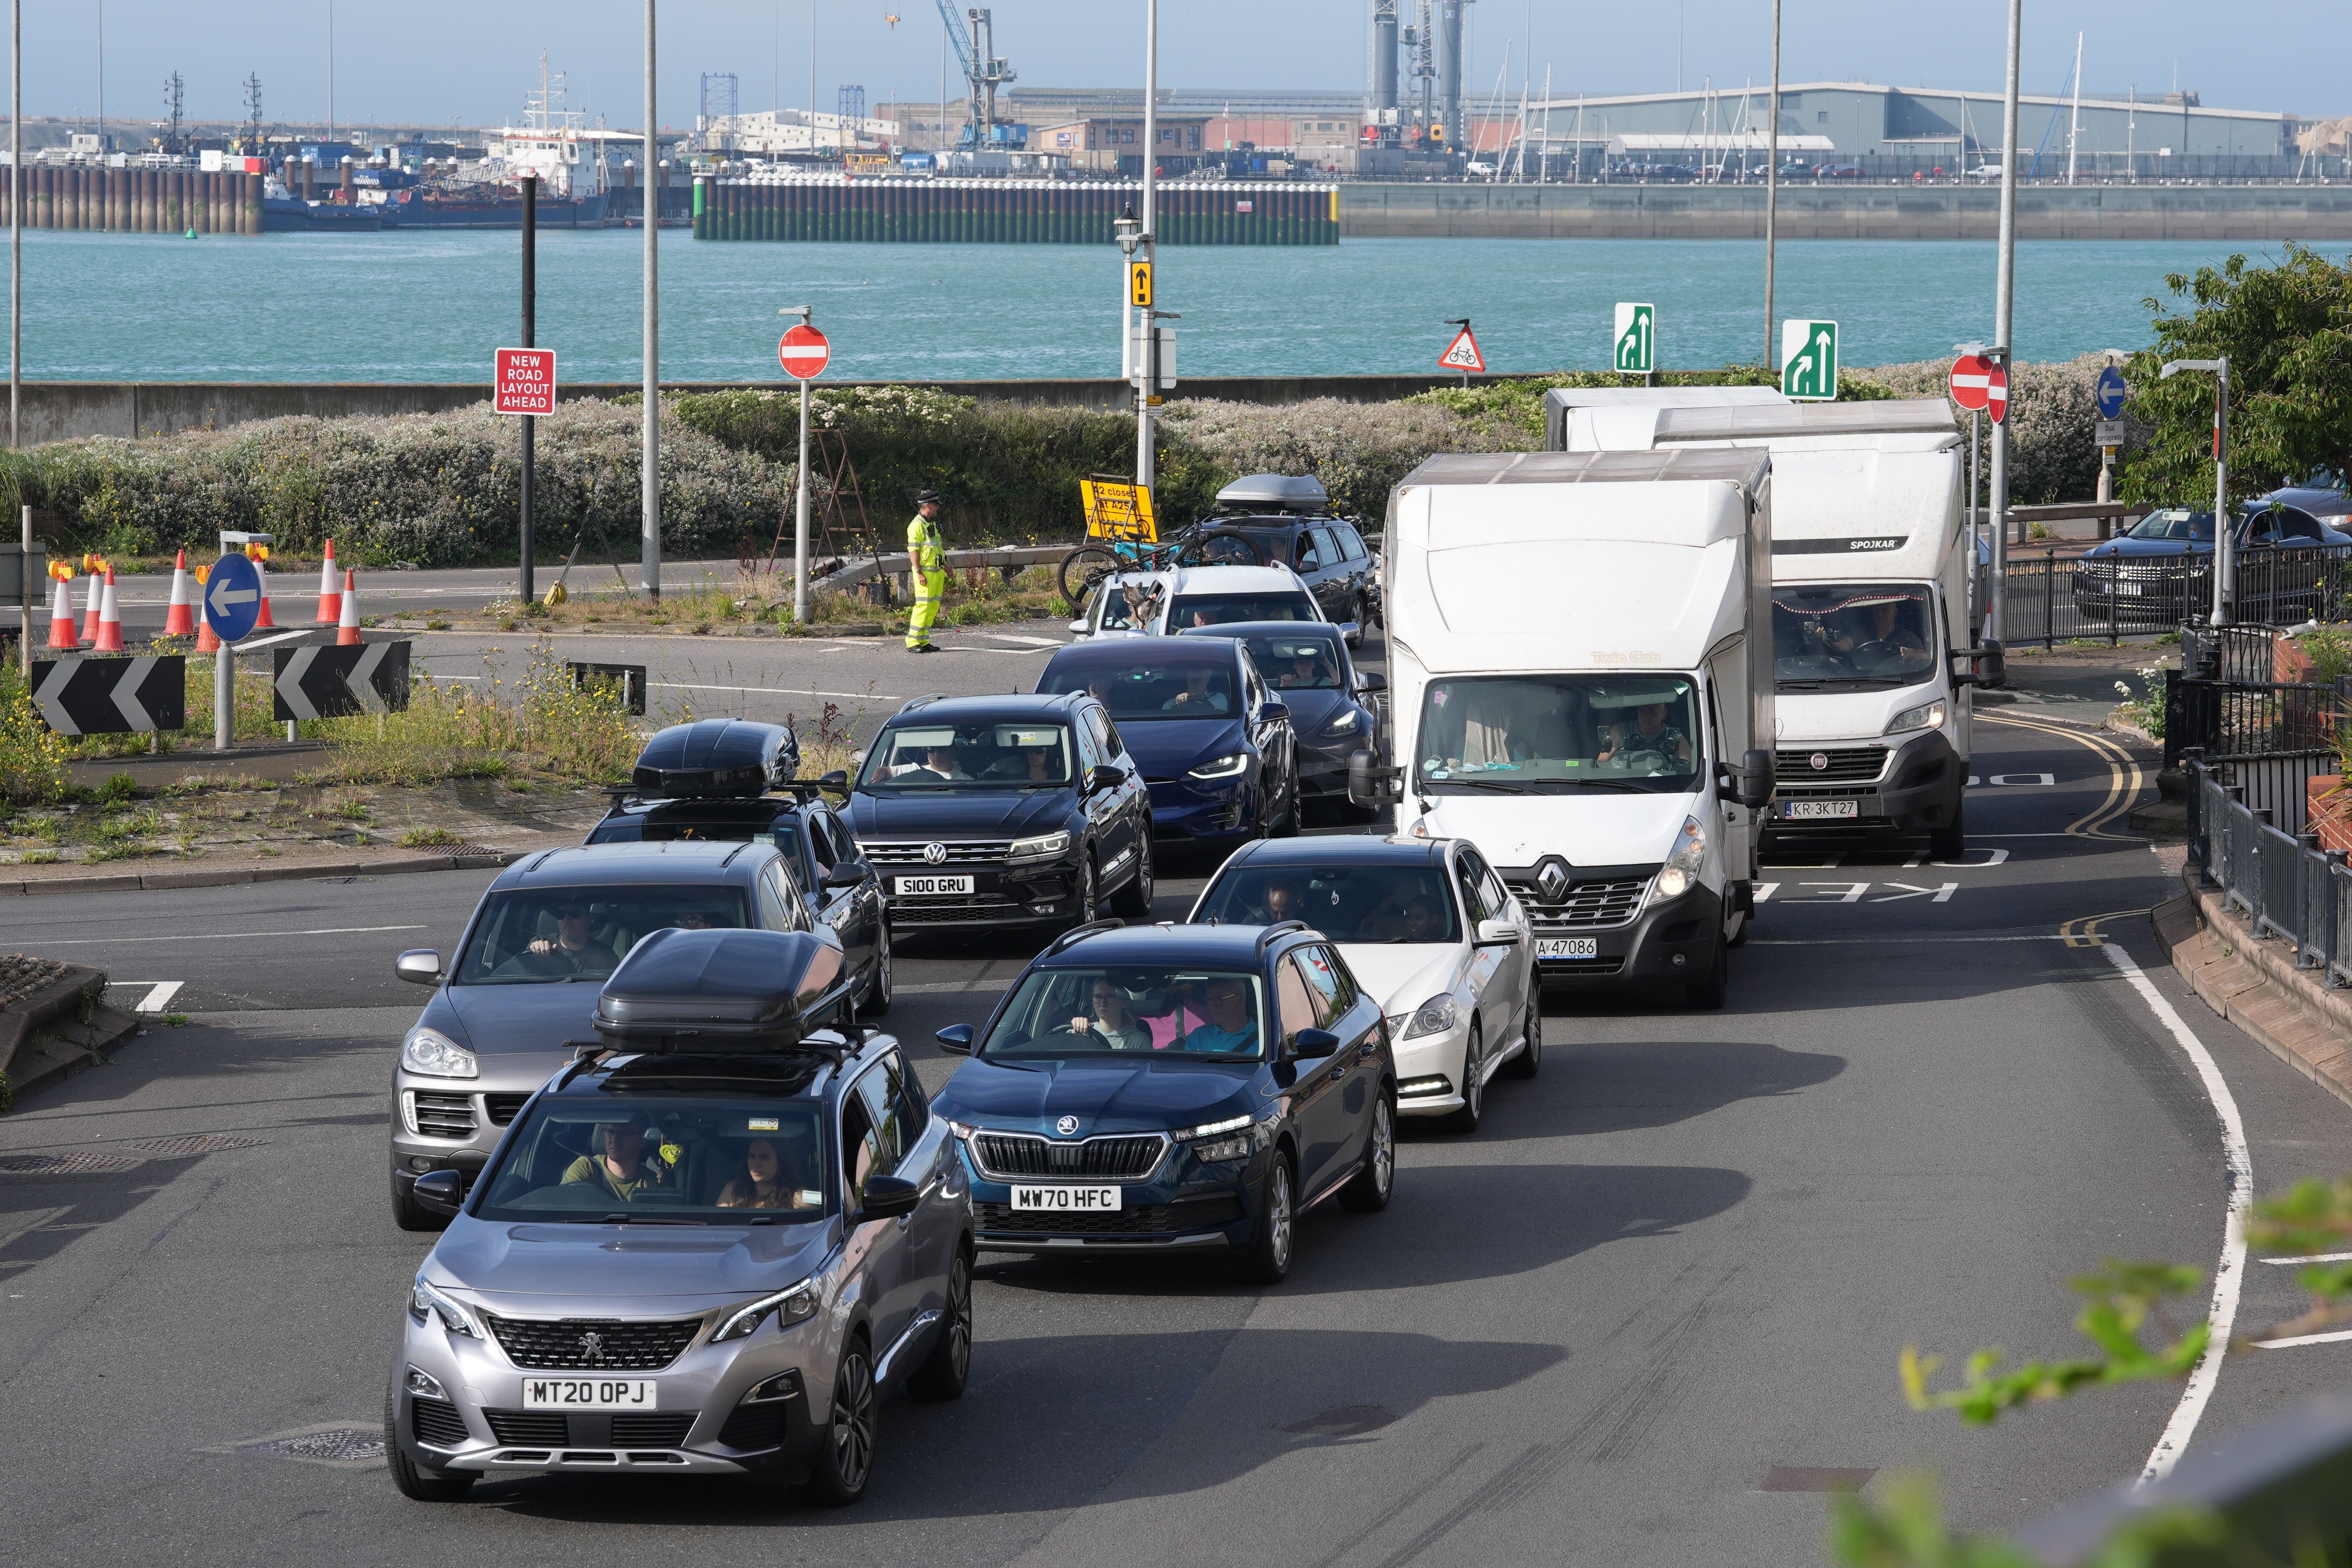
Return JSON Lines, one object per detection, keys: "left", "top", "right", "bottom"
{"left": 1828, "top": 599, "right": 1927, "bottom": 663}
{"left": 1597, "top": 703, "right": 1692, "bottom": 772}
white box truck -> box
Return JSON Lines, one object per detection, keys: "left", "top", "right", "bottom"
{"left": 1349, "top": 450, "right": 1775, "bottom": 1009}
{"left": 1558, "top": 399, "right": 1978, "bottom": 856}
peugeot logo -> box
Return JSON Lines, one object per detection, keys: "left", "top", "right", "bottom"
{"left": 1055, "top": 1115, "right": 1080, "bottom": 1136}
{"left": 1810, "top": 752, "right": 1829, "bottom": 772}
{"left": 577, "top": 1330, "right": 608, "bottom": 1366}
{"left": 922, "top": 842, "right": 948, "bottom": 865}
{"left": 1535, "top": 861, "right": 1570, "bottom": 904}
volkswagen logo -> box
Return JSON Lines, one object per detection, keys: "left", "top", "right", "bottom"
{"left": 1810, "top": 752, "right": 1829, "bottom": 772}
{"left": 1055, "top": 1115, "right": 1080, "bottom": 1136}
{"left": 922, "top": 842, "right": 948, "bottom": 865}
{"left": 1535, "top": 860, "right": 1570, "bottom": 904}
{"left": 576, "top": 1330, "right": 608, "bottom": 1367}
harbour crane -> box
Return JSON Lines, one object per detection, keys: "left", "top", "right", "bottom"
{"left": 933, "top": 3, "right": 1015, "bottom": 150}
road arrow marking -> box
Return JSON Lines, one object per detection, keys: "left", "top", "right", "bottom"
{"left": 207, "top": 578, "right": 258, "bottom": 615}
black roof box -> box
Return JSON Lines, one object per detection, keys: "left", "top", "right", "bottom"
{"left": 1214, "top": 473, "right": 1329, "bottom": 513}
{"left": 592, "top": 928, "right": 848, "bottom": 1053}
{"left": 631, "top": 719, "right": 800, "bottom": 798}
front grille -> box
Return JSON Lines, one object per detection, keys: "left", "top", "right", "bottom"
{"left": 410, "top": 1091, "right": 475, "bottom": 1139}
{"left": 1774, "top": 746, "right": 1889, "bottom": 786}
{"left": 485, "top": 1409, "right": 571, "bottom": 1446}
{"left": 484, "top": 1093, "right": 529, "bottom": 1127}
{"left": 718, "top": 1402, "right": 790, "bottom": 1451}
{"left": 861, "top": 839, "right": 1014, "bottom": 866}
{"left": 1537, "top": 957, "right": 1626, "bottom": 976}
{"left": 410, "top": 1398, "right": 470, "bottom": 1449}
{"left": 977, "top": 1193, "right": 1243, "bottom": 1235}
{"left": 891, "top": 896, "right": 1024, "bottom": 925}
{"left": 1508, "top": 876, "right": 1648, "bottom": 930}
{"left": 611, "top": 1412, "right": 696, "bottom": 1446}
{"left": 971, "top": 1131, "right": 1169, "bottom": 1181}
{"left": 485, "top": 1314, "right": 704, "bottom": 1371}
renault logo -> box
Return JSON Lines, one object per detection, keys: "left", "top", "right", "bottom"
{"left": 577, "top": 1330, "right": 608, "bottom": 1366}
{"left": 922, "top": 842, "right": 948, "bottom": 865}
{"left": 1055, "top": 1115, "right": 1080, "bottom": 1136}
{"left": 1535, "top": 861, "right": 1570, "bottom": 904}
{"left": 1810, "top": 752, "right": 1829, "bottom": 772}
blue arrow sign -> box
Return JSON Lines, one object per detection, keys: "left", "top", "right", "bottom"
{"left": 204, "top": 551, "right": 263, "bottom": 643}
{"left": 2096, "top": 366, "right": 2127, "bottom": 420}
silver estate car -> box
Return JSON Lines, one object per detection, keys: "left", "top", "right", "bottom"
{"left": 386, "top": 930, "right": 974, "bottom": 1505}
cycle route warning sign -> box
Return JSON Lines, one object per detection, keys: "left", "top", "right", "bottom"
{"left": 1080, "top": 479, "right": 1158, "bottom": 543}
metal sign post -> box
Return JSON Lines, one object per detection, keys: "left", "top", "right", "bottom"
{"left": 2094, "top": 355, "right": 2128, "bottom": 512}
{"left": 1439, "top": 319, "right": 1483, "bottom": 386}
{"left": 2161, "top": 355, "right": 2230, "bottom": 626}
{"left": 519, "top": 172, "right": 536, "bottom": 605}
{"left": 1952, "top": 340, "right": 1993, "bottom": 638}
{"left": 778, "top": 310, "right": 829, "bottom": 624}
{"left": 204, "top": 538, "right": 268, "bottom": 751}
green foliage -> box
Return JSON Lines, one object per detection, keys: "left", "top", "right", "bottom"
{"left": 1858, "top": 354, "right": 2113, "bottom": 505}
{"left": 1829, "top": 1473, "right": 2224, "bottom": 1568}
{"left": 2243, "top": 1176, "right": 2352, "bottom": 1343}
{"left": 0, "top": 664, "right": 71, "bottom": 806}
{"left": 2118, "top": 243, "right": 2352, "bottom": 510}
{"left": 2294, "top": 626, "right": 2352, "bottom": 685}
{"left": 1901, "top": 1258, "right": 2208, "bottom": 1426}
{"left": 94, "top": 773, "right": 137, "bottom": 805}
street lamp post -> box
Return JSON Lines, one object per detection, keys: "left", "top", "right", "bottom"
{"left": 1982, "top": 0, "right": 2021, "bottom": 689}
{"left": 782, "top": 304, "right": 813, "bottom": 625}
{"left": 1762, "top": 0, "right": 1780, "bottom": 369}
{"left": 2161, "top": 355, "right": 2231, "bottom": 629}
{"left": 1954, "top": 338, "right": 1987, "bottom": 636}
{"left": 1135, "top": 0, "right": 1158, "bottom": 492}
{"left": 641, "top": 0, "right": 661, "bottom": 602}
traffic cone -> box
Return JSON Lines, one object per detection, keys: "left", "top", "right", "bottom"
{"left": 80, "top": 567, "right": 104, "bottom": 645}
{"left": 45, "top": 574, "right": 78, "bottom": 651}
{"left": 252, "top": 550, "right": 278, "bottom": 629}
{"left": 193, "top": 564, "right": 220, "bottom": 653}
{"left": 335, "top": 568, "right": 361, "bottom": 645}
{"left": 313, "top": 539, "right": 341, "bottom": 623}
{"left": 91, "top": 569, "right": 125, "bottom": 652}
{"left": 162, "top": 548, "right": 197, "bottom": 635}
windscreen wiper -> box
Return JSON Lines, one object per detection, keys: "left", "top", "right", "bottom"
{"left": 593, "top": 1213, "right": 709, "bottom": 1225}
{"left": 1426, "top": 777, "right": 1535, "bottom": 794}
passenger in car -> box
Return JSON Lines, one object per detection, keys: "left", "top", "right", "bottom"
{"left": 1178, "top": 978, "right": 1259, "bottom": 1053}
{"left": 716, "top": 1137, "right": 821, "bottom": 1211}
{"left": 561, "top": 1113, "right": 674, "bottom": 1202}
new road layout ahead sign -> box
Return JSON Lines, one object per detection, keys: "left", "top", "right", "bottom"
{"left": 203, "top": 551, "right": 264, "bottom": 642}
{"left": 31, "top": 656, "right": 186, "bottom": 736}
{"left": 1613, "top": 303, "right": 1655, "bottom": 374}
{"left": 1781, "top": 319, "right": 1839, "bottom": 401}
{"left": 273, "top": 642, "right": 411, "bottom": 722}
{"left": 493, "top": 347, "right": 557, "bottom": 415}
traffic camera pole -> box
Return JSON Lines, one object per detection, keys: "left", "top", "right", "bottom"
{"left": 1983, "top": 0, "right": 2021, "bottom": 689}
{"left": 519, "top": 173, "right": 536, "bottom": 606}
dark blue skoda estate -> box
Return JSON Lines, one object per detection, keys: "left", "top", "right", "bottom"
{"left": 929, "top": 921, "right": 1395, "bottom": 1283}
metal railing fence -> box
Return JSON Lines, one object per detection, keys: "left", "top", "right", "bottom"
{"left": 2000, "top": 546, "right": 2352, "bottom": 649}
{"left": 2184, "top": 750, "right": 2352, "bottom": 986}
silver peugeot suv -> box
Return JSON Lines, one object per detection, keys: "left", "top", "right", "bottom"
{"left": 385, "top": 928, "right": 974, "bottom": 1505}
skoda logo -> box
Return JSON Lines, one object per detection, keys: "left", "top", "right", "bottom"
{"left": 1535, "top": 861, "right": 1570, "bottom": 904}
{"left": 1055, "top": 1115, "right": 1080, "bottom": 1136}
{"left": 1810, "top": 752, "right": 1829, "bottom": 772}
{"left": 922, "top": 842, "right": 948, "bottom": 865}
{"left": 577, "top": 1330, "right": 608, "bottom": 1367}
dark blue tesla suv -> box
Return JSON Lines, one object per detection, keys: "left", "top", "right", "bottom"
{"left": 929, "top": 920, "right": 1395, "bottom": 1283}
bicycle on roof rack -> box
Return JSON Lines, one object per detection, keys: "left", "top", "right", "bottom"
{"left": 1057, "top": 473, "right": 1265, "bottom": 607}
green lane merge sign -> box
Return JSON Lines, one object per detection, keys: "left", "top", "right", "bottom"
{"left": 1613, "top": 302, "right": 1656, "bottom": 375}
{"left": 1781, "top": 319, "right": 1839, "bottom": 401}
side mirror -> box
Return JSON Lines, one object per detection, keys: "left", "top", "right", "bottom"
{"left": 411, "top": 1169, "right": 465, "bottom": 1217}
{"left": 854, "top": 1173, "right": 921, "bottom": 1224}
{"left": 822, "top": 861, "right": 868, "bottom": 888}
{"left": 818, "top": 769, "right": 849, "bottom": 791}
{"left": 1348, "top": 750, "right": 1404, "bottom": 807}
{"left": 1088, "top": 763, "right": 1128, "bottom": 795}
{"left": 936, "top": 1023, "right": 975, "bottom": 1055}
{"left": 1475, "top": 917, "right": 1522, "bottom": 947}
{"left": 1255, "top": 700, "right": 1290, "bottom": 725}
{"left": 1292, "top": 1027, "right": 1341, "bottom": 1060}
{"left": 395, "top": 949, "right": 444, "bottom": 986}
{"left": 1338, "top": 620, "right": 1361, "bottom": 641}
{"left": 1069, "top": 618, "right": 1090, "bottom": 635}
{"left": 1736, "top": 747, "right": 1775, "bottom": 810}
{"left": 1356, "top": 670, "right": 1388, "bottom": 694}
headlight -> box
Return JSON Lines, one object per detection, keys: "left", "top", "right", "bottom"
{"left": 401, "top": 1027, "right": 477, "bottom": 1080}
{"left": 1403, "top": 993, "right": 1458, "bottom": 1039}
{"left": 410, "top": 1278, "right": 484, "bottom": 1339}
{"left": 710, "top": 1274, "right": 823, "bottom": 1343}
{"left": 1884, "top": 698, "right": 1948, "bottom": 736}
{"left": 1189, "top": 752, "right": 1249, "bottom": 780}
{"left": 1319, "top": 709, "right": 1364, "bottom": 739}
{"left": 1178, "top": 1111, "right": 1271, "bottom": 1164}
{"left": 1655, "top": 816, "right": 1707, "bottom": 901}
{"left": 1008, "top": 830, "right": 1072, "bottom": 861}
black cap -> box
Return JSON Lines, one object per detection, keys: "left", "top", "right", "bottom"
{"left": 915, "top": 489, "right": 942, "bottom": 505}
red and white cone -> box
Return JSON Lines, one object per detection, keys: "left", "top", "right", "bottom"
{"left": 46, "top": 575, "right": 78, "bottom": 651}
{"left": 91, "top": 569, "right": 125, "bottom": 652}
{"left": 80, "top": 569, "right": 104, "bottom": 645}
{"left": 313, "top": 539, "right": 341, "bottom": 624}
{"left": 335, "top": 568, "right": 362, "bottom": 645}
{"left": 252, "top": 552, "right": 278, "bottom": 630}
{"left": 193, "top": 566, "right": 220, "bottom": 652}
{"left": 162, "top": 548, "right": 197, "bottom": 635}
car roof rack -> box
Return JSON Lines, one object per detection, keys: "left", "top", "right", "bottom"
{"left": 1254, "top": 920, "right": 1310, "bottom": 954}
{"left": 1043, "top": 918, "right": 1125, "bottom": 956}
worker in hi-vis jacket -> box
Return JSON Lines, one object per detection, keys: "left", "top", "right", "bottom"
{"left": 905, "top": 489, "right": 946, "bottom": 654}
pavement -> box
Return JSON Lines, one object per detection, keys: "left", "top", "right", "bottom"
{"left": 3, "top": 707, "right": 2351, "bottom": 1566}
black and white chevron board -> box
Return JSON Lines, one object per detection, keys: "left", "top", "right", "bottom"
{"left": 272, "top": 642, "right": 411, "bottom": 721}
{"left": 30, "top": 656, "right": 186, "bottom": 735}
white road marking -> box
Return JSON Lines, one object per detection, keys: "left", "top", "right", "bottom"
{"left": 1748, "top": 933, "right": 2093, "bottom": 945}
{"left": 1870, "top": 881, "right": 1958, "bottom": 902}
{"left": 2251, "top": 1327, "right": 2352, "bottom": 1350}
{"left": 24, "top": 924, "right": 428, "bottom": 946}
{"left": 2263, "top": 1251, "right": 2352, "bottom": 1265}
{"left": 2094, "top": 941, "right": 2250, "bottom": 1486}
{"left": 106, "top": 981, "right": 185, "bottom": 1012}
{"left": 981, "top": 633, "right": 1065, "bottom": 648}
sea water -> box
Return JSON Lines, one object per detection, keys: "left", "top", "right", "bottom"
{"left": 16, "top": 227, "right": 2280, "bottom": 386}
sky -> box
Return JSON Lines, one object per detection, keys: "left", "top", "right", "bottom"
{"left": 26, "top": 0, "right": 2351, "bottom": 134}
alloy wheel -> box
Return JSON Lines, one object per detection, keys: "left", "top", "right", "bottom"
{"left": 1267, "top": 1161, "right": 1294, "bottom": 1273}
{"left": 1370, "top": 1099, "right": 1394, "bottom": 1199}
{"left": 1079, "top": 858, "right": 1100, "bottom": 923}
{"left": 830, "top": 1349, "right": 876, "bottom": 1492}
{"left": 943, "top": 1255, "right": 973, "bottom": 1383}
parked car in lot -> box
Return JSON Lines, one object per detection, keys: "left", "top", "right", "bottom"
{"left": 1811, "top": 163, "right": 1862, "bottom": 179}
{"left": 386, "top": 929, "right": 972, "bottom": 1505}
{"left": 586, "top": 718, "right": 891, "bottom": 1018}
{"left": 1187, "top": 835, "right": 1537, "bottom": 1133}
{"left": 1070, "top": 562, "right": 1326, "bottom": 640}
{"left": 842, "top": 692, "right": 1155, "bottom": 933}
{"left": 1192, "top": 474, "right": 1382, "bottom": 640}
{"left": 2069, "top": 499, "right": 2352, "bottom": 625}
{"left": 1176, "top": 620, "right": 1385, "bottom": 823}
{"left": 1038, "top": 635, "right": 1301, "bottom": 848}
{"left": 929, "top": 920, "right": 1395, "bottom": 1283}
{"left": 387, "top": 841, "right": 845, "bottom": 1230}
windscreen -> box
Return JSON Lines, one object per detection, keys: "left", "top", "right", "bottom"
{"left": 1095, "top": 578, "right": 1165, "bottom": 633}
{"left": 981, "top": 967, "right": 1268, "bottom": 1060}
{"left": 1415, "top": 675, "right": 1702, "bottom": 795}
{"left": 856, "top": 722, "right": 1074, "bottom": 789}
{"left": 472, "top": 1097, "right": 832, "bottom": 1221}
{"left": 2126, "top": 510, "right": 2214, "bottom": 542}
{"left": 1231, "top": 631, "right": 1343, "bottom": 690}
{"left": 1772, "top": 582, "right": 1939, "bottom": 689}
{"left": 584, "top": 807, "right": 792, "bottom": 853}
{"left": 1168, "top": 592, "right": 1314, "bottom": 629}
{"left": 1194, "top": 863, "right": 1458, "bottom": 944}
{"left": 453, "top": 886, "right": 753, "bottom": 985}
{"left": 1040, "top": 659, "right": 1235, "bottom": 722}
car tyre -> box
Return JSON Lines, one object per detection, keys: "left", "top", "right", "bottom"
{"left": 856, "top": 921, "right": 893, "bottom": 1019}
{"left": 384, "top": 1387, "right": 474, "bottom": 1502}
{"left": 1683, "top": 931, "right": 1729, "bottom": 1010}
{"left": 1271, "top": 775, "right": 1301, "bottom": 837}
{"left": 1073, "top": 854, "right": 1103, "bottom": 927}
{"left": 1239, "top": 1152, "right": 1296, "bottom": 1286}
{"left": 907, "top": 1246, "right": 974, "bottom": 1401}
{"left": 390, "top": 1167, "right": 448, "bottom": 1233}
{"left": 1501, "top": 1005, "right": 1541, "bottom": 1079}
{"left": 1338, "top": 1092, "right": 1395, "bottom": 1213}
{"left": 1439, "top": 1021, "right": 1484, "bottom": 1134}
{"left": 804, "top": 1338, "right": 878, "bottom": 1508}
{"left": 1110, "top": 834, "right": 1155, "bottom": 917}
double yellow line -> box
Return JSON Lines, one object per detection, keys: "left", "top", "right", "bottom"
{"left": 1977, "top": 711, "right": 2148, "bottom": 842}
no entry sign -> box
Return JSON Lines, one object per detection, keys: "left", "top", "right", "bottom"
{"left": 494, "top": 347, "right": 557, "bottom": 415}
{"left": 1949, "top": 353, "right": 2008, "bottom": 423}
{"left": 1985, "top": 362, "right": 2009, "bottom": 424}
{"left": 779, "top": 324, "right": 831, "bottom": 380}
